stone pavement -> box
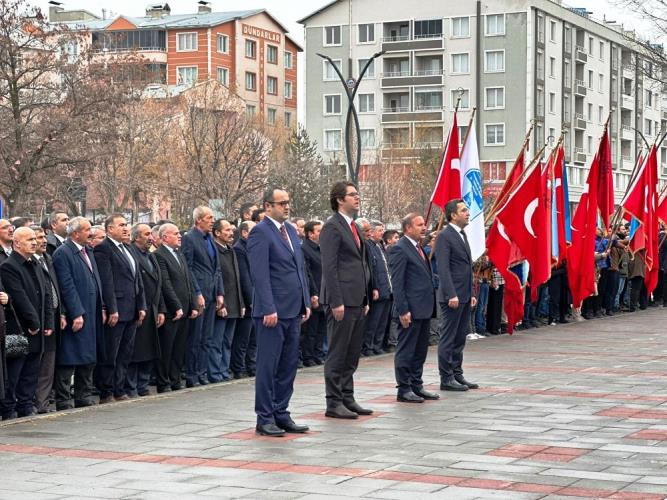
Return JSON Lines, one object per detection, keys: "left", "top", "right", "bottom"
{"left": 2, "top": 309, "right": 667, "bottom": 499}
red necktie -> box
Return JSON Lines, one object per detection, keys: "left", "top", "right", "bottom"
{"left": 280, "top": 224, "right": 292, "bottom": 250}
{"left": 81, "top": 247, "right": 92, "bottom": 271}
{"left": 416, "top": 244, "right": 426, "bottom": 261}
{"left": 350, "top": 221, "right": 360, "bottom": 248}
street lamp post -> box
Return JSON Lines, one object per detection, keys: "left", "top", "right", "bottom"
{"left": 317, "top": 50, "right": 385, "bottom": 185}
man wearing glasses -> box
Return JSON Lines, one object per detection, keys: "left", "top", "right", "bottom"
{"left": 247, "top": 187, "right": 311, "bottom": 437}
{"left": 320, "top": 181, "right": 374, "bottom": 419}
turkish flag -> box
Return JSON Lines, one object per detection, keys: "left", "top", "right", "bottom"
{"left": 657, "top": 194, "right": 667, "bottom": 224}
{"left": 622, "top": 145, "right": 659, "bottom": 294}
{"left": 430, "top": 114, "right": 461, "bottom": 208}
{"left": 597, "top": 128, "right": 615, "bottom": 230}
{"left": 493, "top": 145, "right": 525, "bottom": 211}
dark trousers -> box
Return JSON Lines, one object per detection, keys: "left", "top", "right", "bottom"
{"left": 1, "top": 352, "right": 41, "bottom": 418}
{"left": 98, "top": 320, "right": 137, "bottom": 398}
{"left": 246, "top": 323, "right": 257, "bottom": 372}
{"left": 301, "top": 309, "right": 327, "bottom": 363}
{"left": 438, "top": 301, "right": 471, "bottom": 382}
{"left": 486, "top": 285, "right": 504, "bottom": 334}
{"left": 34, "top": 350, "right": 56, "bottom": 412}
{"left": 475, "top": 282, "right": 489, "bottom": 333}
{"left": 362, "top": 299, "right": 391, "bottom": 354}
{"left": 126, "top": 360, "right": 153, "bottom": 396}
{"left": 324, "top": 306, "right": 366, "bottom": 408}
{"left": 548, "top": 274, "right": 568, "bottom": 322}
{"left": 394, "top": 318, "right": 431, "bottom": 395}
{"left": 604, "top": 270, "right": 620, "bottom": 313}
{"left": 54, "top": 363, "right": 95, "bottom": 409}
{"left": 208, "top": 317, "right": 236, "bottom": 382}
{"left": 231, "top": 317, "right": 254, "bottom": 375}
{"left": 187, "top": 296, "right": 216, "bottom": 385}
{"left": 254, "top": 316, "right": 300, "bottom": 426}
{"left": 383, "top": 299, "right": 398, "bottom": 347}
{"left": 630, "top": 276, "right": 648, "bottom": 310}
{"left": 155, "top": 318, "right": 188, "bottom": 391}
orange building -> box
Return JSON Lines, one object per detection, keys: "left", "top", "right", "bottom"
{"left": 51, "top": 2, "right": 300, "bottom": 125}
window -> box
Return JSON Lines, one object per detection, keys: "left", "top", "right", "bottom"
{"left": 451, "top": 89, "right": 470, "bottom": 109}
{"left": 549, "top": 57, "right": 556, "bottom": 77}
{"left": 267, "top": 76, "right": 278, "bottom": 95}
{"left": 587, "top": 135, "right": 593, "bottom": 154}
{"left": 485, "top": 14, "right": 505, "bottom": 36}
{"left": 564, "top": 26, "right": 571, "bottom": 52}
{"left": 216, "top": 67, "right": 229, "bottom": 86}
{"left": 217, "top": 34, "right": 229, "bottom": 53}
{"left": 358, "top": 23, "right": 375, "bottom": 43}
{"left": 588, "top": 36, "right": 594, "bottom": 55}
{"left": 485, "top": 87, "right": 504, "bottom": 109}
{"left": 549, "top": 92, "right": 555, "bottom": 113}
{"left": 563, "top": 94, "right": 570, "bottom": 121}
{"left": 564, "top": 60, "right": 571, "bottom": 87}
{"left": 245, "top": 72, "right": 256, "bottom": 91}
{"left": 176, "top": 33, "right": 197, "bottom": 51}
{"left": 485, "top": 50, "right": 504, "bottom": 73}
{"left": 324, "top": 26, "right": 341, "bottom": 46}
{"left": 267, "top": 45, "right": 278, "bottom": 64}
{"left": 245, "top": 39, "right": 256, "bottom": 58}
{"left": 550, "top": 20, "right": 557, "bottom": 42}
{"left": 598, "top": 105, "right": 604, "bottom": 123}
{"left": 451, "top": 17, "right": 470, "bottom": 38}
{"left": 284, "top": 81, "right": 292, "bottom": 99}
{"left": 359, "top": 93, "right": 375, "bottom": 113}
{"left": 536, "top": 50, "right": 544, "bottom": 75}
{"left": 414, "top": 19, "right": 442, "bottom": 38}
{"left": 267, "top": 108, "right": 277, "bottom": 125}
{"left": 64, "top": 41, "right": 79, "bottom": 63}
{"left": 324, "top": 129, "right": 342, "bottom": 150}
{"left": 416, "top": 90, "right": 443, "bottom": 110}
{"left": 458, "top": 125, "right": 468, "bottom": 146}
{"left": 599, "top": 73, "right": 604, "bottom": 92}
{"left": 537, "top": 15, "right": 545, "bottom": 43}
{"left": 587, "top": 102, "right": 593, "bottom": 121}
{"left": 177, "top": 66, "right": 198, "bottom": 85}
{"left": 245, "top": 105, "right": 256, "bottom": 117}
{"left": 324, "top": 59, "right": 342, "bottom": 80}
{"left": 485, "top": 123, "right": 505, "bottom": 145}
{"left": 284, "top": 112, "right": 292, "bottom": 127}
{"left": 284, "top": 51, "right": 293, "bottom": 69}
{"left": 451, "top": 53, "right": 470, "bottom": 74}
{"left": 324, "top": 94, "right": 342, "bottom": 115}
{"left": 360, "top": 129, "right": 376, "bottom": 149}
{"left": 588, "top": 69, "right": 593, "bottom": 88}
{"left": 358, "top": 58, "right": 375, "bottom": 78}
{"left": 536, "top": 87, "right": 544, "bottom": 116}
{"left": 599, "top": 41, "right": 605, "bottom": 60}
{"left": 647, "top": 90, "right": 653, "bottom": 107}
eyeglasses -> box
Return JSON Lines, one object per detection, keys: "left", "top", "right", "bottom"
{"left": 269, "top": 200, "right": 290, "bottom": 207}
{"left": 345, "top": 192, "right": 360, "bottom": 198}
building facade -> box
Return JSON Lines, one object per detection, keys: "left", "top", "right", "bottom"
{"left": 299, "top": 0, "right": 667, "bottom": 203}
{"left": 50, "top": 2, "right": 300, "bottom": 125}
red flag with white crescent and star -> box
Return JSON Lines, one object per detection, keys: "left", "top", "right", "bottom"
{"left": 430, "top": 113, "right": 461, "bottom": 208}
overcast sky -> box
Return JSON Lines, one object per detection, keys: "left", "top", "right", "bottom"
{"left": 34, "top": 0, "right": 653, "bottom": 43}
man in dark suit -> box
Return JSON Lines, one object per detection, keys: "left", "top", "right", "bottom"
{"left": 127, "top": 223, "right": 166, "bottom": 397}
{"left": 52, "top": 217, "right": 105, "bottom": 410}
{"left": 320, "top": 181, "right": 373, "bottom": 419}
{"left": 230, "top": 221, "right": 256, "bottom": 379}
{"left": 0, "top": 218, "right": 13, "bottom": 263}
{"left": 46, "top": 211, "right": 69, "bottom": 256}
{"left": 301, "top": 220, "right": 326, "bottom": 366}
{"left": 154, "top": 223, "right": 199, "bottom": 393}
{"left": 33, "top": 226, "right": 64, "bottom": 414}
{"left": 181, "top": 206, "right": 225, "bottom": 387}
{"left": 434, "top": 199, "right": 478, "bottom": 391}
{"left": 0, "top": 227, "right": 54, "bottom": 419}
{"left": 94, "top": 214, "right": 146, "bottom": 403}
{"left": 363, "top": 220, "right": 393, "bottom": 356}
{"left": 388, "top": 214, "right": 439, "bottom": 403}
{"left": 247, "top": 187, "right": 311, "bottom": 437}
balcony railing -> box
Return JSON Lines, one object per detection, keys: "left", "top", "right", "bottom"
{"left": 382, "top": 35, "right": 410, "bottom": 42}
{"left": 574, "top": 146, "right": 585, "bottom": 154}
{"left": 414, "top": 104, "right": 443, "bottom": 111}
{"left": 382, "top": 70, "right": 411, "bottom": 78}
{"left": 621, "top": 124, "right": 633, "bottom": 131}
{"left": 382, "top": 106, "right": 410, "bottom": 113}
{"left": 413, "top": 68, "right": 444, "bottom": 76}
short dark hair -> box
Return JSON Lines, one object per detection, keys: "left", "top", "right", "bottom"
{"left": 12, "top": 217, "right": 32, "bottom": 229}
{"left": 104, "top": 213, "right": 125, "bottom": 231}
{"left": 251, "top": 208, "right": 264, "bottom": 222}
{"left": 212, "top": 218, "right": 228, "bottom": 236}
{"left": 49, "top": 211, "right": 67, "bottom": 227}
{"left": 304, "top": 220, "right": 322, "bottom": 239}
{"left": 445, "top": 199, "right": 465, "bottom": 222}
{"left": 329, "top": 181, "right": 357, "bottom": 212}
{"left": 40, "top": 217, "right": 50, "bottom": 231}
{"left": 30, "top": 224, "right": 44, "bottom": 234}
{"left": 382, "top": 229, "right": 399, "bottom": 243}
{"left": 401, "top": 213, "right": 422, "bottom": 232}
{"left": 239, "top": 202, "right": 256, "bottom": 220}
{"left": 239, "top": 221, "right": 252, "bottom": 233}
{"left": 262, "top": 186, "right": 285, "bottom": 209}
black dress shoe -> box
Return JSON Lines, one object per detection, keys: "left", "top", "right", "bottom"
{"left": 413, "top": 388, "right": 440, "bottom": 400}
{"left": 455, "top": 376, "right": 479, "bottom": 389}
{"left": 344, "top": 401, "right": 373, "bottom": 415}
{"left": 276, "top": 419, "right": 309, "bottom": 433}
{"left": 255, "top": 423, "right": 285, "bottom": 437}
{"left": 397, "top": 391, "right": 424, "bottom": 403}
{"left": 325, "top": 405, "right": 359, "bottom": 419}
{"left": 157, "top": 386, "right": 172, "bottom": 394}
{"left": 440, "top": 380, "right": 469, "bottom": 391}
{"left": 185, "top": 381, "right": 198, "bottom": 388}
{"left": 303, "top": 360, "right": 316, "bottom": 367}
{"left": 198, "top": 378, "right": 209, "bottom": 386}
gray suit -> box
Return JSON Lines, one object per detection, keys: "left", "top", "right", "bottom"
{"left": 434, "top": 223, "right": 473, "bottom": 382}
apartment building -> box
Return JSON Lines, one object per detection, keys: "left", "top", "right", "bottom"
{"left": 299, "top": 0, "right": 667, "bottom": 202}
{"left": 50, "top": 2, "right": 301, "bottom": 125}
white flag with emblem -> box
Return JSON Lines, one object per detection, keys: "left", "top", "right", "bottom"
{"left": 460, "top": 126, "right": 485, "bottom": 261}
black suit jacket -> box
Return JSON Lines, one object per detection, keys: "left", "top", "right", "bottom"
{"left": 232, "top": 238, "right": 253, "bottom": 318}
{"left": 388, "top": 236, "right": 435, "bottom": 320}
{"left": 301, "top": 238, "right": 322, "bottom": 297}
{"left": 36, "top": 253, "right": 62, "bottom": 352}
{"left": 320, "top": 213, "right": 372, "bottom": 308}
{"left": 46, "top": 233, "right": 63, "bottom": 256}
{"left": 434, "top": 224, "right": 473, "bottom": 303}
{"left": 94, "top": 238, "right": 146, "bottom": 322}
{"left": 154, "top": 245, "right": 196, "bottom": 316}
{"left": 0, "top": 252, "right": 54, "bottom": 354}
{"left": 215, "top": 242, "right": 244, "bottom": 318}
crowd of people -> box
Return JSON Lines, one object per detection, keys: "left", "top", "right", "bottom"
{"left": 0, "top": 182, "right": 663, "bottom": 431}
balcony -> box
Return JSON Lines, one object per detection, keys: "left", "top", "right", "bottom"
{"left": 381, "top": 107, "right": 443, "bottom": 123}
{"left": 622, "top": 64, "right": 634, "bottom": 78}
{"left": 621, "top": 123, "right": 634, "bottom": 139}
{"left": 621, "top": 94, "right": 634, "bottom": 109}
{"left": 575, "top": 46, "right": 587, "bottom": 63}
{"left": 382, "top": 34, "right": 444, "bottom": 52}
{"left": 574, "top": 79, "right": 587, "bottom": 96}
{"left": 574, "top": 113, "right": 587, "bottom": 129}
{"left": 381, "top": 69, "right": 444, "bottom": 87}
{"left": 574, "top": 147, "right": 587, "bottom": 163}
